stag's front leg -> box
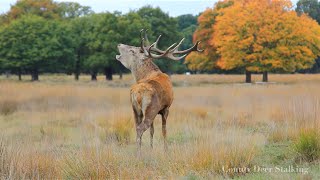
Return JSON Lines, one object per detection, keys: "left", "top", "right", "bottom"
{"left": 161, "top": 108, "right": 169, "bottom": 151}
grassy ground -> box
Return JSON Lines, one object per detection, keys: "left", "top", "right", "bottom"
{"left": 0, "top": 74, "right": 319, "bottom": 179}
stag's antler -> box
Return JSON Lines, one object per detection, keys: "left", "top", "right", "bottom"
{"left": 140, "top": 29, "right": 203, "bottom": 60}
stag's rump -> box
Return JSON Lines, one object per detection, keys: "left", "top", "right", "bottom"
{"left": 130, "top": 73, "right": 173, "bottom": 115}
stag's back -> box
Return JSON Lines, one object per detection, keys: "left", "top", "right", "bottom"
{"left": 130, "top": 72, "right": 173, "bottom": 114}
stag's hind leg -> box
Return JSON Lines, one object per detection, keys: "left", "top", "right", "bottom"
{"left": 160, "top": 108, "right": 169, "bottom": 151}
{"left": 150, "top": 122, "right": 154, "bottom": 148}
{"left": 136, "top": 101, "right": 159, "bottom": 156}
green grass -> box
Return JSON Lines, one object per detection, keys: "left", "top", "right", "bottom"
{"left": 294, "top": 129, "right": 320, "bottom": 162}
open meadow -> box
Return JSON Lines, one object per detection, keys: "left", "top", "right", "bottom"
{"left": 0, "top": 74, "right": 320, "bottom": 179}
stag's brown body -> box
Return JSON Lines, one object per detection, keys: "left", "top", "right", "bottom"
{"left": 131, "top": 71, "right": 173, "bottom": 115}
{"left": 116, "top": 29, "right": 202, "bottom": 155}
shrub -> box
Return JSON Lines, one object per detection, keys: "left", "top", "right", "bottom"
{"left": 293, "top": 129, "right": 320, "bottom": 162}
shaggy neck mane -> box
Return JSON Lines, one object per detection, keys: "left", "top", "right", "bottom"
{"left": 131, "top": 58, "right": 161, "bottom": 82}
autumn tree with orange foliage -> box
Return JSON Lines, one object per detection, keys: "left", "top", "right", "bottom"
{"left": 187, "top": 0, "right": 320, "bottom": 82}
{"left": 185, "top": 1, "right": 233, "bottom": 72}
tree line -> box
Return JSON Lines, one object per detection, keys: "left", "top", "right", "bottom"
{"left": 0, "top": 0, "right": 197, "bottom": 81}
{"left": 1, "top": 0, "right": 320, "bottom": 82}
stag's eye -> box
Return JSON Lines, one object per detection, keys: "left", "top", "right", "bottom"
{"left": 129, "top": 50, "right": 134, "bottom": 54}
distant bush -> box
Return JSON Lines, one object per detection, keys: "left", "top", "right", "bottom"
{"left": 0, "top": 100, "right": 18, "bottom": 116}
{"left": 293, "top": 129, "right": 320, "bottom": 162}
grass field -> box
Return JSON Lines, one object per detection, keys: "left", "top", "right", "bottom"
{"left": 0, "top": 74, "right": 319, "bottom": 179}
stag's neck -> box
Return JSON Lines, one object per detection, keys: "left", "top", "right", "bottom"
{"left": 131, "top": 58, "right": 161, "bottom": 82}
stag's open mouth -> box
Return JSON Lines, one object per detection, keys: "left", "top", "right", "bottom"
{"left": 116, "top": 55, "right": 121, "bottom": 60}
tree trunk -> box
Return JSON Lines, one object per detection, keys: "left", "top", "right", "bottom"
{"left": 104, "top": 67, "right": 113, "bottom": 81}
{"left": 119, "top": 70, "right": 123, "bottom": 80}
{"left": 5, "top": 71, "right": 10, "bottom": 78}
{"left": 91, "top": 72, "right": 97, "bottom": 81}
{"left": 18, "top": 69, "right": 22, "bottom": 81}
{"left": 31, "top": 69, "right": 39, "bottom": 81}
{"left": 245, "top": 70, "right": 252, "bottom": 83}
{"left": 262, "top": 71, "right": 268, "bottom": 82}
{"left": 74, "top": 52, "right": 80, "bottom": 81}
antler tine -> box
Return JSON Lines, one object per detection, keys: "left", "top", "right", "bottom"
{"left": 171, "top": 40, "right": 204, "bottom": 55}
{"left": 153, "top": 35, "right": 162, "bottom": 49}
{"left": 166, "top": 53, "right": 188, "bottom": 61}
{"left": 147, "top": 42, "right": 177, "bottom": 59}
{"left": 141, "top": 38, "right": 150, "bottom": 56}
{"left": 144, "top": 29, "right": 150, "bottom": 46}
{"left": 140, "top": 29, "right": 146, "bottom": 52}
{"left": 140, "top": 29, "right": 144, "bottom": 41}
{"left": 148, "top": 35, "right": 168, "bottom": 54}
{"left": 169, "top": 38, "right": 185, "bottom": 53}
{"left": 140, "top": 29, "right": 150, "bottom": 46}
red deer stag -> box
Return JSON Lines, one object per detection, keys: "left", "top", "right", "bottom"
{"left": 116, "top": 29, "right": 203, "bottom": 155}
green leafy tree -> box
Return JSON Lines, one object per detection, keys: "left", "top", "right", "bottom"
{"left": 176, "top": 14, "right": 198, "bottom": 73}
{"left": 69, "top": 15, "right": 94, "bottom": 80}
{"left": 0, "top": 15, "right": 74, "bottom": 81}
{"left": 58, "top": 2, "right": 93, "bottom": 19}
{"left": 82, "top": 13, "right": 121, "bottom": 81}
{"left": 177, "top": 14, "right": 198, "bottom": 31}
{"left": 296, "top": 0, "right": 320, "bottom": 23}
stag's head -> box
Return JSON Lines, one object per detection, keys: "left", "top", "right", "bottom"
{"left": 116, "top": 29, "right": 203, "bottom": 70}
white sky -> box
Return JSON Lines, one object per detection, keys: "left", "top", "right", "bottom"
{"left": 0, "top": 0, "right": 299, "bottom": 17}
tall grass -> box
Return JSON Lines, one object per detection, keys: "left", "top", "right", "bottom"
{"left": 294, "top": 129, "right": 320, "bottom": 162}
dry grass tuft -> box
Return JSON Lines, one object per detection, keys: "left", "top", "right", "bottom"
{"left": 61, "top": 147, "right": 119, "bottom": 179}
{"left": 109, "top": 115, "right": 134, "bottom": 145}
{"left": 188, "top": 136, "right": 258, "bottom": 178}
{"left": 20, "top": 152, "right": 60, "bottom": 179}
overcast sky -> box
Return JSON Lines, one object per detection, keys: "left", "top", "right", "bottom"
{"left": 0, "top": 0, "right": 299, "bottom": 17}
